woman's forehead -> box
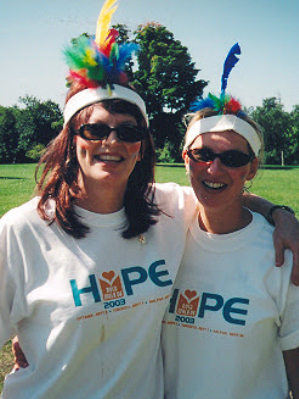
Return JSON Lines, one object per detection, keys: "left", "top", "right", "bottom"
{"left": 88, "top": 105, "right": 137, "bottom": 124}
{"left": 74, "top": 103, "right": 137, "bottom": 127}
{"left": 192, "top": 130, "right": 249, "bottom": 149}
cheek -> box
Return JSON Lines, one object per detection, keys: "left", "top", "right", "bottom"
{"left": 240, "top": 166, "right": 253, "bottom": 181}
{"left": 76, "top": 146, "right": 87, "bottom": 159}
{"left": 75, "top": 137, "right": 93, "bottom": 157}
{"left": 76, "top": 137, "right": 90, "bottom": 152}
{"left": 127, "top": 142, "right": 142, "bottom": 158}
{"left": 79, "top": 142, "right": 90, "bottom": 152}
{"left": 189, "top": 161, "right": 204, "bottom": 177}
{"left": 231, "top": 169, "right": 249, "bottom": 184}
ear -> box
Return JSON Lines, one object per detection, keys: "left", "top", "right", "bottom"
{"left": 247, "top": 157, "right": 259, "bottom": 181}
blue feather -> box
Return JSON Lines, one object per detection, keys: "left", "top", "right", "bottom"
{"left": 190, "top": 97, "right": 215, "bottom": 112}
{"left": 221, "top": 43, "right": 241, "bottom": 93}
{"left": 116, "top": 43, "right": 139, "bottom": 69}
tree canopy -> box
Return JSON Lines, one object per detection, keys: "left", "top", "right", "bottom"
{"left": 250, "top": 97, "right": 299, "bottom": 164}
{"left": 0, "top": 106, "right": 19, "bottom": 163}
{"left": 132, "top": 23, "right": 207, "bottom": 117}
{"left": 0, "top": 96, "right": 63, "bottom": 163}
{"left": 128, "top": 23, "right": 207, "bottom": 160}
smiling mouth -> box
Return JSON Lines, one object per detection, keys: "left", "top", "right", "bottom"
{"left": 94, "top": 154, "right": 123, "bottom": 163}
{"left": 203, "top": 181, "right": 227, "bottom": 190}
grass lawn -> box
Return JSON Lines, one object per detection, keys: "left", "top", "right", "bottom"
{"left": 0, "top": 163, "right": 299, "bottom": 392}
{"left": 0, "top": 163, "right": 37, "bottom": 216}
{"left": 0, "top": 343, "right": 15, "bottom": 390}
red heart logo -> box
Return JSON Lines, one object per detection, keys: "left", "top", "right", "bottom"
{"left": 102, "top": 271, "right": 115, "bottom": 281}
{"left": 185, "top": 290, "right": 197, "bottom": 300}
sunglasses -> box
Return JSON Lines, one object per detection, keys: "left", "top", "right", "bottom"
{"left": 77, "top": 123, "right": 145, "bottom": 143}
{"left": 187, "top": 148, "right": 254, "bottom": 168}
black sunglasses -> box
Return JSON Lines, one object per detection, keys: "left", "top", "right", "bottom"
{"left": 77, "top": 123, "right": 145, "bottom": 143}
{"left": 187, "top": 148, "right": 254, "bottom": 168}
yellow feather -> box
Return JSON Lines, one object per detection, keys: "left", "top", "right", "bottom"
{"left": 95, "top": 0, "right": 118, "bottom": 47}
{"left": 83, "top": 49, "right": 97, "bottom": 66}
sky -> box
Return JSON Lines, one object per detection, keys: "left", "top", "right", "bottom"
{"left": 1, "top": 0, "right": 299, "bottom": 112}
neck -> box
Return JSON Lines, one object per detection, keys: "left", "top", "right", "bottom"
{"left": 75, "top": 177, "right": 126, "bottom": 214}
{"left": 198, "top": 205, "right": 252, "bottom": 234}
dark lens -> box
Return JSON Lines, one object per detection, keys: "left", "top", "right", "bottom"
{"left": 188, "top": 148, "right": 213, "bottom": 163}
{"left": 220, "top": 150, "right": 252, "bottom": 167}
{"left": 79, "top": 124, "right": 110, "bottom": 140}
{"left": 78, "top": 123, "right": 145, "bottom": 142}
{"left": 116, "top": 125, "right": 144, "bottom": 142}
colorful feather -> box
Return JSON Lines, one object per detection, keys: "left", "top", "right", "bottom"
{"left": 95, "top": 0, "right": 118, "bottom": 47}
{"left": 189, "top": 96, "right": 215, "bottom": 112}
{"left": 63, "top": 0, "right": 139, "bottom": 90}
{"left": 225, "top": 97, "right": 242, "bottom": 114}
{"left": 221, "top": 42, "right": 241, "bottom": 94}
{"left": 190, "top": 92, "right": 242, "bottom": 116}
{"left": 189, "top": 43, "right": 244, "bottom": 118}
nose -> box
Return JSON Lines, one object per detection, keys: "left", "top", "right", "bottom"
{"left": 207, "top": 156, "right": 223, "bottom": 173}
{"left": 103, "top": 130, "right": 119, "bottom": 144}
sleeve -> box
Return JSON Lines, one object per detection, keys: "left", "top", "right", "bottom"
{"left": 278, "top": 251, "right": 299, "bottom": 351}
{"left": 154, "top": 183, "right": 198, "bottom": 230}
{"left": 179, "top": 186, "right": 199, "bottom": 228}
{"left": 0, "top": 218, "right": 18, "bottom": 349}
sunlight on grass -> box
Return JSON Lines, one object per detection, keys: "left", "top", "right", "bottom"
{"left": 0, "top": 164, "right": 37, "bottom": 216}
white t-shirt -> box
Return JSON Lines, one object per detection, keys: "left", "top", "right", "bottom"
{"left": 163, "top": 211, "right": 299, "bottom": 399}
{"left": 0, "top": 183, "right": 197, "bottom": 399}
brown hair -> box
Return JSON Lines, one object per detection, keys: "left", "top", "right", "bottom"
{"left": 35, "top": 82, "right": 159, "bottom": 239}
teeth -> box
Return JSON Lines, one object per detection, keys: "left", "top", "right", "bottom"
{"left": 204, "top": 181, "right": 225, "bottom": 189}
{"left": 97, "top": 154, "right": 122, "bottom": 162}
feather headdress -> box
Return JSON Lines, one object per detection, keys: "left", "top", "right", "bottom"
{"left": 185, "top": 43, "right": 262, "bottom": 155}
{"left": 64, "top": 0, "right": 138, "bottom": 91}
{"left": 190, "top": 43, "right": 244, "bottom": 116}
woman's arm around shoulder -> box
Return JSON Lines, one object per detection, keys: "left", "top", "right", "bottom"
{"left": 244, "top": 193, "right": 299, "bottom": 285}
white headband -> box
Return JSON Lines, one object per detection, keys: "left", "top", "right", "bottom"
{"left": 63, "top": 85, "right": 148, "bottom": 127}
{"left": 184, "top": 114, "right": 261, "bottom": 155}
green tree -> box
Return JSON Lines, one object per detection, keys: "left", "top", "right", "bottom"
{"left": 0, "top": 106, "right": 19, "bottom": 163}
{"left": 288, "top": 104, "right": 299, "bottom": 165}
{"left": 16, "top": 96, "right": 63, "bottom": 162}
{"left": 133, "top": 23, "right": 207, "bottom": 117}
{"left": 131, "top": 23, "right": 207, "bottom": 161}
{"left": 113, "top": 23, "right": 130, "bottom": 43}
{"left": 250, "top": 97, "right": 292, "bottom": 164}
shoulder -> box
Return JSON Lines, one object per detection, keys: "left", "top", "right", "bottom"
{"left": 0, "top": 198, "right": 41, "bottom": 233}
{"left": 250, "top": 210, "right": 275, "bottom": 238}
{"left": 153, "top": 183, "right": 198, "bottom": 226}
{"left": 154, "top": 183, "right": 197, "bottom": 211}
{"left": 154, "top": 182, "right": 195, "bottom": 204}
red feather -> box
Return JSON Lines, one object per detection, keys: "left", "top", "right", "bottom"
{"left": 225, "top": 97, "right": 242, "bottom": 114}
{"left": 68, "top": 70, "right": 99, "bottom": 88}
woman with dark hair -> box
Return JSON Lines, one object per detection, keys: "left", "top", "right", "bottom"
{"left": 0, "top": 3, "right": 199, "bottom": 397}
{"left": 0, "top": 55, "right": 199, "bottom": 399}
{"left": 36, "top": 81, "right": 158, "bottom": 240}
